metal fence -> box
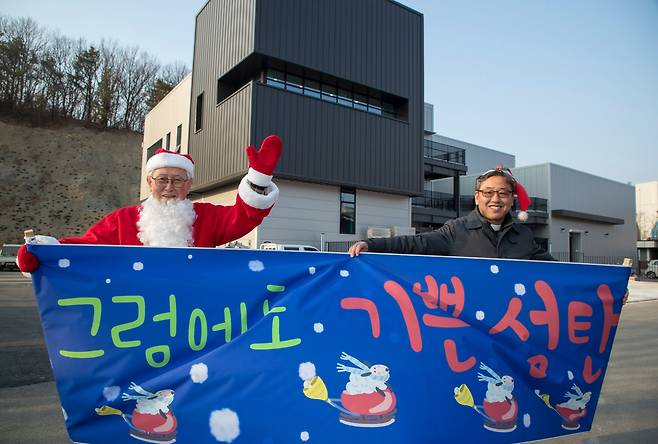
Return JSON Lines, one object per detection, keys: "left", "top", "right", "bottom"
{"left": 325, "top": 241, "right": 355, "bottom": 253}
{"left": 550, "top": 252, "right": 629, "bottom": 266}
{"left": 423, "top": 140, "right": 465, "bottom": 164}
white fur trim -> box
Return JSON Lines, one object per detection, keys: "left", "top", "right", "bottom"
{"left": 146, "top": 151, "right": 194, "bottom": 178}
{"left": 517, "top": 210, "right": 528, "bottom": 222}
{"left": 246, "top": 167, "right": 273, "bottom": 187}
{"left": 238, "top": 175, "right": 278, "bottom": 209}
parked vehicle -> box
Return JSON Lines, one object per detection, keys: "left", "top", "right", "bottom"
{"left": 646, "top": 259, "right": 658, "bottom": 279}
{"left": 0, "top": 244, "right": 21, "bottom": 271}
{"left": 259, "top": 242, "right": 319, "bottom": 252}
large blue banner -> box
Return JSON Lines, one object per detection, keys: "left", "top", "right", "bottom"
{"left": 29, "top": 244, "right": 630, "bottom": 444}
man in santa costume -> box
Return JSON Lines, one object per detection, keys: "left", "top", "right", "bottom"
{"left": 18, "top": 135, "right": 283, "bottom": 272}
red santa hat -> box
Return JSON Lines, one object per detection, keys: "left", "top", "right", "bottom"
{"left": 146, "top": 149, "right": 195, "bottom": 178}
{"left": 489, "top": 165, "right": 531, "bottom": 222}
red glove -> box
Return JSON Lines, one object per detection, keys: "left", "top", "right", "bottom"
{"left": 245, "top": 135, "right": 283, "bottom": 186}
{"left": 17, "top": 244, "right": 39, "bottom": 273}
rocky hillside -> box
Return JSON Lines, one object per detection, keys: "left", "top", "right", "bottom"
{"left": 0, "top": 116, "right": 142, "bottom": 245}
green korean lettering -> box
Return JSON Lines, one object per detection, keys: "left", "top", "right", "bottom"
{"left": 57, "top": 297, "right": 104, "bottom": 358}
{"left": 152, "top": 294, "right": 177, "bottom": 337}
{"left": 111, "top": 295, "right": 145, "bottom": 348}
{"left": 145, "top": 345, "right": 170, "bottom": 368}
{"left": 250, "top": 298, "right": 301, "bottom": 350}
{"left": 211, "top": 307, "right": 232, "bottom": 343}
{"left": 188, "top": 308, "right": 208, "bottom": 351}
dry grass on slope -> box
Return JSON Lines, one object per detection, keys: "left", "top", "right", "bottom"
{"left": 0, "top": 117, "right": 143, "bottom": 244}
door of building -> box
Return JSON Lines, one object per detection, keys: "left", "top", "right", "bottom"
{"left": 569, "top": 231, "right": 582, "bottom": 262}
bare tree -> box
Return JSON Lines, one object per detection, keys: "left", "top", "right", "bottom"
{"left": 117, "top": 46, "right": 159, "bottom": 130}
{"left": 0, "top": 16, "right": 46, "bottom": 110}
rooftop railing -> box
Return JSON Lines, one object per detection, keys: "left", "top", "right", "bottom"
{"left": 424, "top": 140, "right": 465, "bottom": 165}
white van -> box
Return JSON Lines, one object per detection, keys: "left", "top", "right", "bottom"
{"left": 259, "top": 242, "right": 319, "bottom": 252}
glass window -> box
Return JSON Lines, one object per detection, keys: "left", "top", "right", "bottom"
{"left": 176, "top": 124, "right": 182, "bottom": 150}
{"left": 337, "top": 88, "right": 352, "bottom": 107}
{"left": 340, "top": 188, "right": 356, "bottom": 234}
{"left": 147, "top": 139, "right": 162, "bottom": 160}
{"left": 321, "top": 84, "right": 337, "bottom": 103}
{"left": 303, "top": 79, "right": 321, "bottom": 98}
{"left": 286, "top": 74, "right": 303, "bottom": 94}
{"left": 165, "top": 132, "right": 171, "bottom": 149}
{"left": 368, "top": 97, "right": 382, "bottom": 115}
{"left": 353, "top": 93, "right": 368, "bottom": 111}
{"left": 195, "top": 93, "right": 203, "bottom": 132}
{"left": 382, "top": 101, "right": 396, "bottom": 118}
{"left": 266, "top": 69, "right": 286, "bottom": 89}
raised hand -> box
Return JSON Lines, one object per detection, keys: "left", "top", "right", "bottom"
{"left": 245, "top": 134, "right": 283, "bottom": 186}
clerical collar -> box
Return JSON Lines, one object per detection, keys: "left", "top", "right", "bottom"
{"left": 490, "top": 223, "right": 502, "bottom": 232}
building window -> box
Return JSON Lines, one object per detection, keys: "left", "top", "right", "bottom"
{"left": 340, "top": 188, "right": 356, "bottom": 234}
{"left": 195, "top": 93, "right": 204, "bottom": 132}
{"left": 261, "top": 69, "right": 403, "bottom": 120}
{"left": 176, "top": 124, "right": 182, "bottom": 151}
{"left": 146, "top": 139, "right": 162, "bottom": 160}
{"left": 165, "top": 132, "right": 171, "bottom": 149}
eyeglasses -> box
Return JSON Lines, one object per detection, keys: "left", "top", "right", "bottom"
{"left": 151, "top": 176, "right": 189, "bottom": 189}
{"left": 477, "top": 189, "right": 513, "bottom": 199}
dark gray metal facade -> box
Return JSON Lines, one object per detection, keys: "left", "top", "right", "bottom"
{"left": 190, "top": 0, "right": 424, "bottom": 195}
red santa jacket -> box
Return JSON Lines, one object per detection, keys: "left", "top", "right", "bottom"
{"left": 59, "top": 195, "right": 271, "bottom": 247}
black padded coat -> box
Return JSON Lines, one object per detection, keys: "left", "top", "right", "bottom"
{"left": 366, "top": 209, "right": 554, "bottom": 261}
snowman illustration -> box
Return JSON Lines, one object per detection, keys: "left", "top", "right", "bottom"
{"left": 302, "top": 352, "right": 397, "bottom": 427}
{"left": 535, "top": 383, "right": 592, "bottom": 430}
{"left": 96, "top": 382, "right": 178, "bottom": 443}
{"left": 453, "top": 362, "right": 518, "bottom": 432}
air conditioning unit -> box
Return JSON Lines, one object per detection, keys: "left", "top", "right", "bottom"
{"left": 367, "top": 227, "right": 391, "bottom": 238}
{"left": 391, "top": 226, "right": 416, "bottom": 236}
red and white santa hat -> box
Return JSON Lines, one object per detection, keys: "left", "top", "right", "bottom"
{"left": 146, "top": 149, "right": 195, "bottom": 178}
{"left": 488, "top": 165, "right": 531, "bottom": 222}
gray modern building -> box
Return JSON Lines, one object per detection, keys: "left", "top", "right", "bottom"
{"left": 153, "top": 0, "right": 466, "bottom": 250}
{"left": 433, "top": 163, "right": 636, "bottom": 262}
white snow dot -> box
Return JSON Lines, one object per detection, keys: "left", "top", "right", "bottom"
{"left": 188, "top": 254, "right": 193, "bottom": 260}
{"left": 534, "top": 389, "right": 540, "bottom": 395}
{"left": 61, "top": 406, "right": 68, "bottom": 421}
{"left": 567, "top": 370, "right": 574, "bottom": 380}
{"left": 313, "top": 323, "right": 324, "bottom": 333}
{"left": 105, "top": 278, "right": 111, "bottom": 284}
{"left": 299, "top": 362, "right": 317, "bottom": 381}
{"left": 515, "top": 283, "right": 526, "bottom": 296}
{"left": 133, "top": 262, "right": 144, "bottom": 271}
{"left": 308, "top": 266, "right": 316, "bottom": 275}
{"left": 249, "top": 260, "right": 264, "bottom": 272}
{"left": 210, "top": 409, "right": 240, "bottom": 443}
{"left": 58, "top": 258, "right": 70, "bottom": 268}
{"left": 476, "top": 310, "right": 485, "bottom": 321}
{"left": 190, "top": 363, "right": 209, "bottom": 384}
{"left": 339, "top": 269, "right": 349, "bottom": 277}
{"left": 103, "top": 386, "right": 120, "bottom": 401}
{"left": 490, "top": 265, "right": 499, "bottom": 274}
{"left": 300, "top": 431, "right": 310, "bottom": 441}
{"left": 523, "top": 413, "right": 531, "bottom": 427}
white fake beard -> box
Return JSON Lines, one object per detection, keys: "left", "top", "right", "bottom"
{"left": 137, "top": 196, "right": 196, "bottom": 247}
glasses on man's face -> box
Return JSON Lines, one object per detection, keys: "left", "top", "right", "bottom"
{"left": 151, "top": 176, "right": 188, "bottom": 189}
{"left": 477, "top": 189, "right": 513, "bottom": 199}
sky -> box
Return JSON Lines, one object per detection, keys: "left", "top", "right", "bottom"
{"left": 3, "top": 0, "right": 657, "bottom": 185}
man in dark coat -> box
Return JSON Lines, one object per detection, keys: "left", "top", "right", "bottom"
{"left": 349, "top": 167, "right": 554, "bottom": 261}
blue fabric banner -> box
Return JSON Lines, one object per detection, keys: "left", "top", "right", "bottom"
{"left": 29, "top": 244, "right": 630, "bottom": 444}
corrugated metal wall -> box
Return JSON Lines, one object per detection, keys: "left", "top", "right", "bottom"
{"left": 191, "top": 0, "right": 423, "bottom": 194}
{"left": 251, "top": 83, "right": 420, "bottom": 195}
{"left": 189, "top": 0, "right": 256, "bottom": 187}
{"left": 255, "top": 0, "right": 421, "bottom": 98}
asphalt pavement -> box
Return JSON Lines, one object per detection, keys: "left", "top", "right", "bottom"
{"left": 0, "top": 272, "right": 656, "bottom": 444}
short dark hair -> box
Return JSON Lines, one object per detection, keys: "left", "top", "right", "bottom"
{"left": 475, "top": 169, "right": 515, "bottom": 192}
